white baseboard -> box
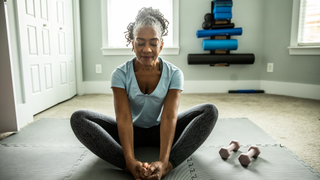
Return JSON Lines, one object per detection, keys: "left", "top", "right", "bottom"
{"left": 260, "top": 80, "right": 320, "bottom": 100}
{"left": 183, "top": 80, "right": 261, "bottom": 93}
{"left": 84, "top": 81, "right": 112, "bottom": 94}
{"left": 83, "top": 80, "right": 320, "bottom": 100}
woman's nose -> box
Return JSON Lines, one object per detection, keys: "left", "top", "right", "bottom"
{"left": 142, "top": 44, "right": 152, "bottom": 52}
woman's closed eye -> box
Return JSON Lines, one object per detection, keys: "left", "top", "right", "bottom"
{"left": 137, "top": 43, "right": 158, "bottom": 47}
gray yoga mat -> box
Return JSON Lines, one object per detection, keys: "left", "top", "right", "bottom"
{"left": 66, "top": 145, "right": 320, "bottom": 180}
{"left": 1, "top": 118, "right": 319, "bottom": 180}
{"left": 203, "top": 117, "right": 278, "bottom": 147}
{"left": 186, "top": 145, "right": 320, "bottom": 180}
{"left": 0, "top": 145, "right": 86, "bottom": 180}
{"left": 0, "top": 118, "right": 83, "bottom": 147}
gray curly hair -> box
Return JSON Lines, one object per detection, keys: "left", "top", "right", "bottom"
{"left": 124, "top": 7, "right": 169, "bottom": 46}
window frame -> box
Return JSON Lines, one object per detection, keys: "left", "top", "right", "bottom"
{"left": 100, "top": 0, "right": 180, "bottom": 56}
{"left": 288, "top": 0, "right": 320, "bottom": 55}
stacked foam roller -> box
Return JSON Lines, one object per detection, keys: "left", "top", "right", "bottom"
{"left": 187, "top": 0, "right": 255, "bottom": 66}
{"left": 200, "top": 0, "right": 240, "bottom": 54}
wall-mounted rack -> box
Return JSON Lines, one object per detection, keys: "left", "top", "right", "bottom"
{"left": 188, "top": 0, "right": 255, "bottom": 66}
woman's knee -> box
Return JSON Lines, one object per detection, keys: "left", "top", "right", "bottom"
{"left": 198, "top": 103, "right": 219, "bottom": 130}
{"left": 201, "top": 103, "right": 219, "bottom": 118}
{"left": 71, "top": 109, "right": 86, "bottom": 120}
{"left": 70, "top": 110, "right": 90, "bottom": 129}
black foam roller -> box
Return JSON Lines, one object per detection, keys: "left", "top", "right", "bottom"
{"left": 187, "top": 54, "right": 255, "bottom": 65}
{"left": 211, "top": 23, "right": 235, "bottom": 29}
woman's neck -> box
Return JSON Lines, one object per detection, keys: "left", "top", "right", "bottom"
{"left": 134, "top": 58, "right": 159, "bottom": 72}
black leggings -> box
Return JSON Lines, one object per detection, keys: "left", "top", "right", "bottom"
{"left": 70, "top": 103, "right": 218, "bottom": 170}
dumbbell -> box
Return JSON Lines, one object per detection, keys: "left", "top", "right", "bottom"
{"left": 204, "top": 13, "right": 213, "bottom": 22}
{"left": 202, "top": 21, "right": 212, "bottom": 30}
{"left": 219, "top": 140, "right": 240, "bottom": 159}
{"left": 238, "top": 145, "right": 261, "bottom": 166}
{"left": 202, "top": 13, "right": 213, "bottom": 30}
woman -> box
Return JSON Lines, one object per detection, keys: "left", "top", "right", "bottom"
{"left": 71, "top": 7, "right": 218, "bottom": 180}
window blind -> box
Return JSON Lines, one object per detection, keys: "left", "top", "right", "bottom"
{"left": 298, "top": 0, "right": 320, "bottom": 46}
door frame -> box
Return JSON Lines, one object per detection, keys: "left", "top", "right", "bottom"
{"left": 0, "top": 0, "right": 19, "bottom": 132}
{"left": 72, "top": 0, "right": 84, "bottom": 96}
{"left": 2, "top": 0, "right": 83, "bottom": 132}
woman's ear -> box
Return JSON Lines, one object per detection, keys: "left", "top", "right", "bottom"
{"left": 160, "top": 41, "right": 164, "bottom": 51}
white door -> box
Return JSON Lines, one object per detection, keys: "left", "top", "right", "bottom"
{"left": 15, "top": 0, "right": 76, "bottom": 115}
{"left": 55, "top": 0, "right": 77, "bottom": 102}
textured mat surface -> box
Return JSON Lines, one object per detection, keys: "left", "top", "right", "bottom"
{"left": 182, "top": 145, "right": 320, "bottom": 180}
{"left": 203, "top": 117, "right": 278, "bottom": 147}
{"left": 1, "top": 118, "right": 319, "bottom": 180}
{"left": 0, "top": 145, "right": 86, "bottom": 180}
{"left": 0, "top": 118, "right": 83, "bottom": 147}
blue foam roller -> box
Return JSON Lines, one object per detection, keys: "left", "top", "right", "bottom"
{"left": 215, "top": 2, "right": 233, "bottom": 4}
{"left": 213, "top": 7, "right": 232, "bottom": 13}
{"left": 214, "top": 0, "right": 233, "bottom": 3}
{"left": 238, "top": 90, "right": 255, "bottom": 93}
{"left": 203, "top": 39, "right": 238, "bottom": 50}
{"left": 215, "top": 4, "right": 233, "bottom": 7}
{"left": 228, "top": 90, "right": 264, "bottom": 93}
{"left": 214, "top": 13, "right": 232, "bottom": 20}
{"left": 197, "top": 28, "right": 242, "bottom": 38}
{"left": 214, "top": 0, "right": 232, "bottom": 1}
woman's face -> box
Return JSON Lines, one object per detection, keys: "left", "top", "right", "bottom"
{"left": 132, "top": 26, "right": 164, "bottom": 66}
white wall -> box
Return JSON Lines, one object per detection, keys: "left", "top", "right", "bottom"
{"left": 79, "top": 0, "right": 320, "bottom": 100}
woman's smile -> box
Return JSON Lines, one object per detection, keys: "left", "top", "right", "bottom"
{"left": 141, "top": 56, "right": 153, "bottom": 59}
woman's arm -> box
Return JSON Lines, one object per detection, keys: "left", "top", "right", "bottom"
{"left": 147, "top": 89, "right": 182, "bottom": 179}
{"left": 159, "top": 89, "right": 181, "bottom": 164}
{"left": 112, "top": 87, "right": 147, "bottom": 179}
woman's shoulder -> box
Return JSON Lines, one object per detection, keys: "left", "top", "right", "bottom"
{"left": 113, "top": 58, "right": 135, "bottom": 74}
{"left": 161, "top": 59, "right": 181, "bottom": 71}
{"left": 111, "top": 58, "right": 135, "bottom": 87}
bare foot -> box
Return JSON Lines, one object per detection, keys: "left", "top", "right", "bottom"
{"left": 163, "top": 161, "right": 173, "bottom": 177}
{"left": 125, "top": 160, "right": 149, "bottom": 180}
{"left": 142, "top": 162, "right": 150, "bottom": 176}
{"left": 145, "top": 161, "right": 173, "bottom": 180}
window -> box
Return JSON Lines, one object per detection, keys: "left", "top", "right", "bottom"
{"left": 101, "top": 0, "right": 180, "bottom": 55}
{"left": 288, "top": 0, "right": 320, "bottom": 55}
{"left": 298, "top": 0, "right": 320, "bottom": 46}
